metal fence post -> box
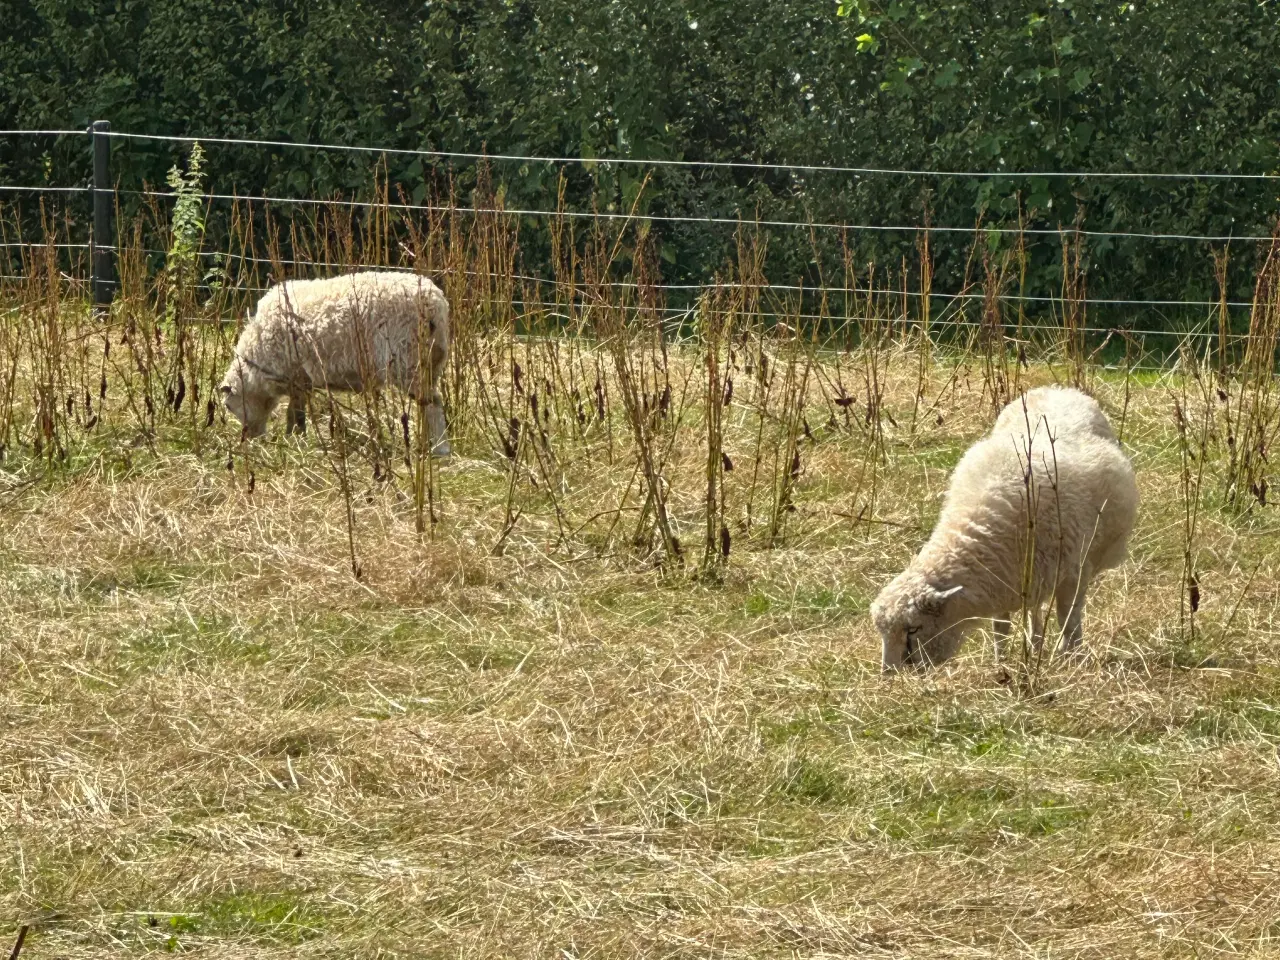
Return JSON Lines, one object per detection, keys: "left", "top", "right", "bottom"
{"left": 90, "top": 120, "right": 114, "bottom": 309}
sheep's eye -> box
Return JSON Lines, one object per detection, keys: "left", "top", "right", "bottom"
{"left": 905, "top": 625, "right": 921, "bottom": 637}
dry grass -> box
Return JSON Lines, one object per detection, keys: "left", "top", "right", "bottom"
{"left": 3, "top": 187, "right": 1280, "bottom": 955}
{"left": 4, "top": 326, "right": 1280, "bottom": 957}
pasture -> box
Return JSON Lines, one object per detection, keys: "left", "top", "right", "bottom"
{"left": 2, "top": 204, "right": 1280, "bottom": 956}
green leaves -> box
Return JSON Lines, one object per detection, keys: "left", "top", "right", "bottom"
{"left": 880, "top": 55, "right": 923, "bottom": 93}
{"left": 933, "top": 60, "right": 961, "bottom": 88}
{"left": 3, "top": 0, "right": 1279, "bottom": 310}
{"left": 165, "top": 141, "right": 206, "bottom": 316}
{"left": 836, "top": 0, "right": 867, "bottom": 19}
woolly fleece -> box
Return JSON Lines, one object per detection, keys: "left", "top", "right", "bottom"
{"left": 219, "top": 271, "right": 450, "bottom": 449}
{"left": 871, "top": 386, "right": 1138, "bottom": 670}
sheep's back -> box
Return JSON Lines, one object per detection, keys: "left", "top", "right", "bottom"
{"left": 993, "top": 386, "right": 1116, "bottom": 445}
{"left": 247, "top": 272, "right": 447, "bottom": 388}
{"left": 940, "top": 426, "right": 1136, "bottom": 577}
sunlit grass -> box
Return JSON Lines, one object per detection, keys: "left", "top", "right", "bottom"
{"left": 2, "top": 324, "right": 1279, "bottom": 957}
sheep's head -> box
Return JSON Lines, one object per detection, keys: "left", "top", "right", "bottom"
{"left": 871, "top": 574, "right": 967, "bottom": 672}
{"left": 219, "top": 358, "right": 279, "bottom": 439}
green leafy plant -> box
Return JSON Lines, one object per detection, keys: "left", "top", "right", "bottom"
{"left": 164, "top": 141, "right": 206, "bottom": 320}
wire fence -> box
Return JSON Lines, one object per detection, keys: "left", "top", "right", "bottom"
{"left": 0, "top": 257, "right": 1256, "bottom": 321}
{"left": 104, "top": 187, "right": 1271, "bottom": 244}
{"left": 0, "top": 185, "right": 89, "bottom": 193}
{"left": 0, "top": 281, "right": 1234, "bottom": 350}
{"left": 0, "top": 276, "right": 1241, "bottom": 348}
{"left": 10, "top": 129, "right": 1280, "bottom": 182}
{"left": 5, "top": 179, "right": 1268, "bottom": 242}
{"left": 2, "top": 125, "right": 1277, "bottom": 341}
{"left": 97, "top": 129, "right": 1280, "bottom": 181}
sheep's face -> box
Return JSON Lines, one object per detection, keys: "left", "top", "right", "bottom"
{"left": 872, "top": 579, "right": 967, "bottom": 672}
{"left": 219, "top": 362, "right": 278, "bottom": 438}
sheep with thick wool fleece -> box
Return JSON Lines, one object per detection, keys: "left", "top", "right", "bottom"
{"left": 871, "top": 386, "right": 1137, "bottom": 671}
{"left": 219, "top": 271, "right": 450, "bottom": 452}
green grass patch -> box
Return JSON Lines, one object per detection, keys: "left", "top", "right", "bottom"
{"left": 773, "top": 754, "right": 855, "bottom": 806}
{"left": 872, "top": 778, "right": 1090, "bottom": 846}
{"left": 119, "top": 615, "right": 273, "bottom": 672}
{"left": 145, "top": 891, "right": 327, "bottom": 950}
{"left": 1188, "top": 698, "right": 1280, "bottom": 743}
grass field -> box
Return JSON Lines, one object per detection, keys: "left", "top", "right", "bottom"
{"left": 4, "top": 302, "right": 1280, "bottom": 958}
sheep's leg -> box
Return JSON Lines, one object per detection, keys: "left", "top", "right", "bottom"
{"left": 1009, "top": 609, "right": 1046, "bottom": 657}
{"left": 425, "top": 342, "right": 450, "bottom": 457}
{"left": 422, "top": 392, "right": 449, "bottom": 457}
{"left": 992, "top": 618, "right": 1011, "bottom": 662}
{"left": 286, "top": 390, "right": 307, "bottom": 436}
{"left": 1055, "top": 570, "right": 1089, "bottom": 655}
{"left": 1030, "top": 606, "right": 1046, "bottom": 653}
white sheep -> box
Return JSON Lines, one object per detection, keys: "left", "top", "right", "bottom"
{"left": 871, "top": 386, "right": 1138, "bottom": 671}
{"left": 219, "top": 271, "right": 451, "bottom": 453}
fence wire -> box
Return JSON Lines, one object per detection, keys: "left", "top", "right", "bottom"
{"left": 2, "top": 125, "right": 1276, "bottom": 338}
{"left": 0, "top": 242, "right": 1260, "bottom": 314}
{"left": 87, "top": 129, "right": 1280, "bottom": 182}
{"left": 0, "top": 269, "right": 1251, "bottom": 344}
{"left": 119, "top": 188, "right": 1276, "bottom": 244}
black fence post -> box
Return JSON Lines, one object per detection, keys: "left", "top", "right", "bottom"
{"left": 90, "top": 120, "right": 114, "bottom": 309}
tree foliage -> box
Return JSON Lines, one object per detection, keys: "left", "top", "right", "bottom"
{"left": 2, "top": 0, "right": 1279, "bottom": 311}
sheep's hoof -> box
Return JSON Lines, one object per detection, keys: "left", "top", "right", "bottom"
{"left": 431, "top": 441, "right": 452, "bottom": 459}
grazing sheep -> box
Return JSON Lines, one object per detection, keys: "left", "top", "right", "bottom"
{"left": 219, "top": 271, "right": 450, "bottom": 453}
{"left": 871, "top": 386, "right": 1137, "bottom": 671}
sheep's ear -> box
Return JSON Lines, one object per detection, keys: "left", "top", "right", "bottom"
{"left": 923, "top": 584, "right": 964, "bottom": 612}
